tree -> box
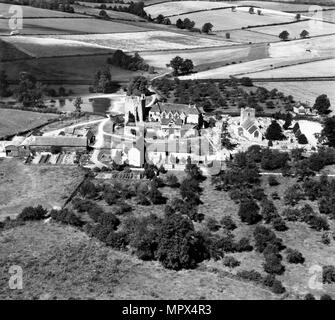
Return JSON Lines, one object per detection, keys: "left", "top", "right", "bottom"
{"left": 16, "top": 72, "right": 44, "bottom": 108}
{"left": 99, "top": 9, "right": 108, "bottom": 18}
{"left": 73, "top": 97, "right": 83, "bottom": 113}
{"left": 169, "top": 56, "right": 184, "bottom": 76}
{"left": 180, "top": 59, "right": 194, "bottom": 75}
{"left": 265, "top": 120, "right": 286, "bottom": 141}
{"left": 127, "top": 76, "right": 148, "bottom": 96}
{"left": 286, "top": 248, "right": 305, "bottom": 264}
{"left": 295, "top": 13, "right": 301, "bottom": 20}
{"left": 202, "top": 22, "right": 213, "bottom": 34}
{"left": 283, "top": 112, "right": 292, "bottom": 130}
{"left": 279, "top": 30, "right": 289, "bottom": 41}
{"left": 300, "top": 29, "right": 309, "bottom": 38}
{"left": 183, "top": 18, "right": 195, "bottom": 30}
{"left": 0, "top": 70, "right": 11, "bottom": 97}
{"left": 176, "top": 18, "right": 184, "bottom": 29}
{"left": 321, "top": 116, "right": 335, "bottom": 147}
{"left": 238, "top": 198, "right": 262, "bottom": 225}
{"left": 313, "top": 94, "right": 331, "bottom": 115}
{"left": 249, "top": 7, "right": 255, "bottom": 14}
{"left": 156, "top": 14, "right": 165, "bottom": 24}
{"left": 298, "top": 133, "right": 308, "bottom": 145}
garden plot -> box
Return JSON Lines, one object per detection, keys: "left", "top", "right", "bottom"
{"left": 245, "top": 58, "right": 335, "bottom": 78}
{"left": 1, "top": 36, "right": 113, "bottom": 58}
{"left": 0, "top": 17, "right": 149, "bottom": 35}
{"left": 46, "top": 31, "right": 229, "bottom": 51}
{"left": 169, "top": 8, "right": 297, "bottom": 31}
{"left": 252, "top": 20, "right": 335, "bottom": 38}
{"left": 145, "top": 1, "right": 232, "bottom": 17}
{"left": 0, "top": 2, "right": 86, "bottom": 18}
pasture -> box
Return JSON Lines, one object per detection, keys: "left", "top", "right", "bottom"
{"left": 216, "top": 29, "right": 279, "bottom": 44}
{"left": 145, "top": 0, "right": 232, "bottom": 17}
{"left": 0, "top": 2, "right": 86, "bottom": 18}
{"left": 1, "top": 36, "right": 113, "bottom": 58}
{"left": 252, "top": 20, "right": 335, "bottom": 38}
{"left": 72, "top": 4, "right": 146, "bottom": 21}
{"left": 0, "top": 222, "right": 276, "bottom": 299}
{"left": 0, "top": 109, "right": 59, "bottom": 138}
{"left": 0, "top": 17, "right": 150, "bottom": 35}
{"left": 231, "top": 1, "right": 334, "bottom": 11}
{"left": 0, "top": 159, "right": 86, "bottom": 219}
{"left": 1, "top": 54, "right": 146, "bottom": 82}
{"left": 244, "top": 58, "right": 335, "bottom": 78}
{"left": 168, "top": 8, "right": 298, "bottom": 31}
{"left": 45, "top": 30, "right": 229, "bottom": 51}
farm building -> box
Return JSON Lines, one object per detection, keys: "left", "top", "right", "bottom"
{"left": 27, "top": 136, "right": 88, "bottom": 152}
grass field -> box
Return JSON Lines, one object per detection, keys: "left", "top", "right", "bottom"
{"left": 0, "top": 158, "right": 86, "bottom": 219}
{"left": 0, "top": 38, "right": 31, "bottom": 60}
{"left": 0, "top": 221, "right": 277, "bottom": 300}
{"left": 231, "top": 1, "right": 334, "bottom": 11}
{"left": 145, "top": 1, "right": 232, "bottom": 17}
{"left": 0, "top": 3, "right": 86, "bottom": 18}
{"left": 44, "top": 30, "right": 230, "bottom": 51}
{"left": 1, "top": 36, "right": 113, "bottom": 58}
{"left": 304, "top": 9, "right": 335, "bottom": 23}
{"left": 168, "top": 7, "right": 297, "bottom": 31}
{"left": 0, "top": 17, "right": 150, "bottom": 35}
{"left": 216, "top": 29, "right": 279, "bottom": 43}
{"left": 1, "top": 54, "right": 145, "bottom": 82}
{"left": 245, "top": 58, "right": 335, "bottom": 78}
{"left": 253, "top": 20, "right": 335, "bottom": 38}
{"left": 255, "top": 81, "right": 335, "bottom": 110}
{"left": 0, "top": 109, "right": 59, "bottom": 138}
{"left": 72, "top": 4, "right": 146, "bottom": 21}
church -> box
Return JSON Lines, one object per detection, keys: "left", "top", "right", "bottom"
{"left": 236, "top": 107, "right": 262, "bottom": 142}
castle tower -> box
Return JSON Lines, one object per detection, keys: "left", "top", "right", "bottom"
{"left": 240, "top": 107, "right": 255, "bottom": 124}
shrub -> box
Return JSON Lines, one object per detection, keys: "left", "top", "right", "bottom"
{"left": 98, "top": 211, "right": 120, "bottom": 231}
{"left": 237, "top": 270, "right": 262, "bottom": 283}
{"left": 238, "top": 199, "right": 262, "bottom": 225}
{"left": 115, "top": 202, "right": 132, "bottom": 215}
{"left": 261, "top": 199, "right": 279, "bottom": 223}
{"left": 263, "top": 253, "right": 285, "bottom": 275}
{"left": 136, "top": 194, "right": 151, "bottom": 206}
{"left": 79, "top": 180, "right": 97, "bottom": 198}
{"left": 282, "top": 207, "right": 301, "bottom": 221}
{"left": 286, "top": 248, "right": 305, "bottom": 264}
{"left": 271, "top": 279, "right": 286, "bottom": 294}
{"left": 18, "top": 205, "right": 47, "bottom": 221}
{"left": 206, "top": 217, "right": 221, "bottom": 232}
{"left": 304, "top": 293, "right": 316, "bottom": 300}
{"left": 254, "top": 225, "right": 283, "bottom": 253}
{"left": 322, "top": 265, "right": 335, "bottom": 284}
{"left": 105, "top": 231, "right": 128, "bottom": 249}
{"left": 87, "top": 204, "right": 104, "bottom": 222}
{"left": 268, "top": 175, "right": 280, "bottom": 186}
{"left": 320, "top": 294, "right": 333, "bottom": 300}
{"left": 165, "top": 173, "right": 180, "bottom": 188}
{"left": 50, "top": 209, "right": 84, "bottom": 227}
{"left": 220, "top": 215, "right": 237, "bottom": 231}
{"left": 223, "top": 256, "right": 240, "bottom": 268}
{"left": 104, "top": 190, "right": 120, "bottom": 205}
{"left": 308, "top": 215, "right": 329, "bottom": 231}
{"left": 272, "top": 217, "right": 288, "bottom": 231}
{"left": 284, "top": 184, "right": 305, "bottom": 206}
{"left": 235, "top": 237, "right": 253, "bottom": 252}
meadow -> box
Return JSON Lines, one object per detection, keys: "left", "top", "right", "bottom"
{"left": 1, "top": 36, "right": 113, "bottom": 58}
{"left": 253, "top": 20, "right": 335, "bottom": 38}
{"left": 231, "top": 1, "right": 334, "bottom": 11}
{"left": 0, "top": 2, "right": 86, "bottom": 18}
{"left": 0, "top": 222, "right": 276, "bottom": 300}
{"left": 168, "top": 8, "right": 298, "bottom": 31}
{"left": 0, "top": 109, "right": 59, "bottom": 138}
{"left": 244, "top": 58, "right": 335, "bottom": 78}
{"left": 0, "top": 17, "right": 150, "bottom": 35}
{"left": 0, "top": 158, "right": 86, "bottom": 219}
{"left": 45, "top": 30, "right": 229, "bottom": 51}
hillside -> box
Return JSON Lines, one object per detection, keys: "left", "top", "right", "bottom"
{"left": 0, "top": 39, "right": 31, "bottom": 61}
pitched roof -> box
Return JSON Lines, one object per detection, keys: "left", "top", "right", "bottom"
{"left": 152, "top": 102, "right": 201, "bottom": 115}
{"left": 248, "top": 125, "right": 259, "bottom": 135}
{"left": 29, "top": 136, "right": 87, "bottom": 147}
